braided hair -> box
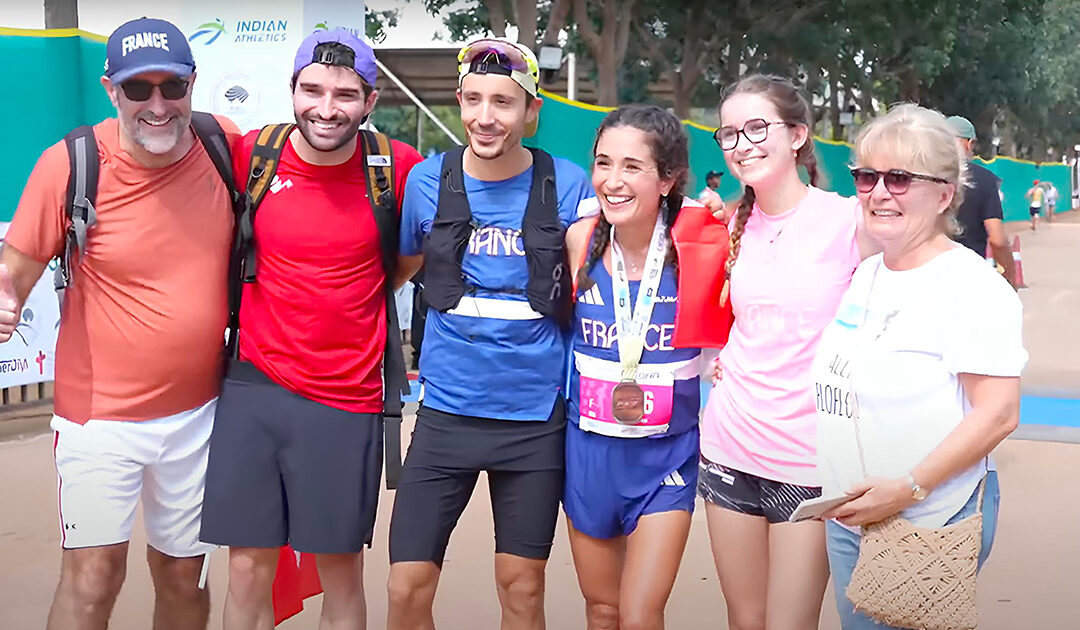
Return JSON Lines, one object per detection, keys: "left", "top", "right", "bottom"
{"left": 719, "top": 75, "right": 818, "bottom": 305}
{"left": 578, "top": 104, "right": 689, "bottom": 290}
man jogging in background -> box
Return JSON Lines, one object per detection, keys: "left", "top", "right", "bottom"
{"left": 386, "top": 37, "right": 594, "bottom": 630}
{"left": 1027, "top": 179, "right": 1045, "bottom": 231}
{"left": 946, "top": 116, "right": 1017, "bottom": 288}
{"left": 0, "top": 17, "right": 239, "bottom": 630}
{"left": 198, "top": 29, "right": 422, "bottom": 629}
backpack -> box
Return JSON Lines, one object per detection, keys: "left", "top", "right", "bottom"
{"left": 231, "top": 125, "right": 409, "bottom": 489}
{"left": 58, "top": 112, "right": 236, "bottom": 305}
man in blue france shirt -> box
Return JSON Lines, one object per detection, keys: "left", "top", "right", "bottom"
{"left": 386, "top": 38, "right": 594, "bottom": 630}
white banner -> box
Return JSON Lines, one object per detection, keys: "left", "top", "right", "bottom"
{"left": 0, "top": 223, "right": 58, "bottom": 388}
{"left": 179, "top": 0, "right": 366, "bottom": 132}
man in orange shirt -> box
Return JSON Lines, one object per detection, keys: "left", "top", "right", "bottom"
{"left": 0, "top": 18, "right": 238, "bottom": 630}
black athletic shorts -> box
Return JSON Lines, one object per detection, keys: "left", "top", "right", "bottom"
{"left": 200, "top": 361, "right": 384, "bottom": 554}
{"left": 697, "top": 455, "right": 820, "bottom": 524}
{"left": 388, "top": 401, "right": 566, "bottom": 566}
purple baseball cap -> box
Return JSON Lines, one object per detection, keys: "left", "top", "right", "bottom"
{"left": 293, "top": 28, "right": 377, "bottom": 88}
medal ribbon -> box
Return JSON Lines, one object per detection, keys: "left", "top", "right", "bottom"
{"left": 610, "top": 217, "right": 668, "bottom": 381}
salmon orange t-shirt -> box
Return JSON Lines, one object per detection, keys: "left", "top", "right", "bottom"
{"left": 6, "top": 117, "right": 239, "bottom": 423}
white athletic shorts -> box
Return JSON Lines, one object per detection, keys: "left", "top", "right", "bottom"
{"left": 52, "top": 398, "right": 217, "bottom": 557}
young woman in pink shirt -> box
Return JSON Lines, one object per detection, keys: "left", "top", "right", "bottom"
{"left": 698, "top": 74, "right": 875, "bottom": 630}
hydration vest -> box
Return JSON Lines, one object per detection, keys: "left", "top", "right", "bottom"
{"left": 422, "top": 146, "right": 572, "bottom": 326}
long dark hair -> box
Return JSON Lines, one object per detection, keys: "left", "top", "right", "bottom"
{"left": 579, "top": 104, "right": 689, "bottom": 289}
{"left": 720, "top": 75, "right": 818, "bottom": 302}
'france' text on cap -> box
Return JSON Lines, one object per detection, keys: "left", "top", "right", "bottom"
{"left": 122, "top": 32, "right": 171, "bottom": 56}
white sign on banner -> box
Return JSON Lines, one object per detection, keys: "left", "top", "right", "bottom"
{"left": 179, "top": 0, "right": 366, "bottom": 132}
{"left": 0, "top": 223, "right": 58, "bottom": 388}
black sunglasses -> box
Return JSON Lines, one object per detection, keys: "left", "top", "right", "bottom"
{"left": 119, "top": 78, "right": 190, "bottom": 102}
{"left": 850, "top": 167, "right": 950, "bottom": 194}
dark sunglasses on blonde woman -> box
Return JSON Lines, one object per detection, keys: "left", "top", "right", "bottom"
{"left": 849, "top": 167, "right": 949, "bottom": 195}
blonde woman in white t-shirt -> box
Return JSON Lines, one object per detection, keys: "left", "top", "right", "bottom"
{"left": 812, "top": 104, "right": 1026, "bottom": 630}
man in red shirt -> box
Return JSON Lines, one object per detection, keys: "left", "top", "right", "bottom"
{"left": 199, "top": 29, "right": 422, "bottom": 629}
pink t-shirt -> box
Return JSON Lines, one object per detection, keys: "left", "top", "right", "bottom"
{"left": 699, "top": 186, "right": 861, "bottom": 486}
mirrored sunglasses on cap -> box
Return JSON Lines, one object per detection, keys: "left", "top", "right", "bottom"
{"left": 458, "top": 39, "right": 536, "bottom": 77}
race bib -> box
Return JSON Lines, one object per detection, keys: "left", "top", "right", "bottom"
{"left": 576, "top": 352, "right": 674, "bottom": 437}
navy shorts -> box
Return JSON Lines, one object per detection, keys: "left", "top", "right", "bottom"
{"left": 698, "top": 455, "right": 820, "bottom": 524}
{"left": 200, "top": 361, "right": 384, "bottom": 554}
{"left": 388, "top": 402, "right": 565, "bottom": 565}
{"left": 564, "top": 423, "right": 698, "bottom": 539}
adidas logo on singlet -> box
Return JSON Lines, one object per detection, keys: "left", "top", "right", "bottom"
{"left": 579, "top": 284, "right": 604, "bottom": 306}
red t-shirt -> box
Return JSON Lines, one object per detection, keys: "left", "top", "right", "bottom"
{"left": 233, "top": 130, "right": 422, "bottom": 413}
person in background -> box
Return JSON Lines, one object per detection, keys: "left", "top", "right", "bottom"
{"left": 1025, "top": 180, "right": 1044, "bottom": 231}
{"left": 1045, "top": 182, "right": 1058, "bottom": 223}
{"left": 944, "top": 116, "right": 1016, "bottom": 288}
{"left": 698, "top": 169, "right": 724, "bottom": 217}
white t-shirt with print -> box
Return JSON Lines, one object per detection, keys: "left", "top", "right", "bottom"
{"left": 812, "top": 246, "right": 1027, "bottom": 529}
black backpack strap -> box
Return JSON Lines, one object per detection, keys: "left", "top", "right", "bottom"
{"left": 522, "top": 148, "right": 571, "bottom": 325}
{"left": 190, "top": 112, "right": 238, "bottom": 203}
{"left": 359, "top": 130, "right": 409, "bottom": 490}
{"left": 226, "top": 122, "right": 294, "bottom": 359}
{"left": 56, "top": 125, "right": 100, "bottom": 308}
{"left": 423, "top": 145, "right": 472, "bottom": 311}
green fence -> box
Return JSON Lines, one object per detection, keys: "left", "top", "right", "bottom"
{"left": 1, "top": 29, "right": 112, "bottom": 220}
{"left": 0, "top": 29, "right": 1072, "bottom": 224}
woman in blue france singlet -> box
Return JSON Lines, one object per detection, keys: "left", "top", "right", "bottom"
{"left": 563, "top": 104, "right": 727, "bottom": 629}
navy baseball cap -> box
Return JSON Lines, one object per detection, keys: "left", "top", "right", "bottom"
{"left": 293, "top": 28, "right": 378, "bottom": 88}
{"left": 104, "top": 17, "right": 195, "bottom": 85}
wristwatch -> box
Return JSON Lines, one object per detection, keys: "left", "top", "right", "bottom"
{"left": 903, "top": 474, "right": 929, "bottom": 501}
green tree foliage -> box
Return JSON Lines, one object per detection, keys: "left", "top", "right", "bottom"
{"left": 389, "top": 0, "right": 1080, "bottom": 156}
{"left": 369, "top": 105, "right": 466, "bottom": 156}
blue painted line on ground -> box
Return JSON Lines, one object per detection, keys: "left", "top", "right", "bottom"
{"left": 694, "top": 382, "right": 1080, "bottom": 428}
{"left": 1019, "top": 395, "right": 1080, "bottom": 427}
{"left": 403, "top": 379, "right": 421, "bottom": 403}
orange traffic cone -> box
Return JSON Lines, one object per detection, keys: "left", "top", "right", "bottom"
{"left": 1011, "top": 235, "right": 1027, "bottom": 289}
